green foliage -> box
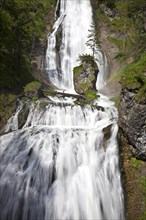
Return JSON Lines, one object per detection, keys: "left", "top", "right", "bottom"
{"left": 115, "top": 2, "right": 128, "bottom": 16}
{"left": 73, "top": 65, "right": 84, "bottom": 75}
{"left": 128, "top": 0, "right": 146, "bottom": 17}
{"left": 140, "top": 177, "right": 146, "bottom": 193}
{"left": 135, "top": 84, "right": 146, "bottom": 102}
{"left": 96, "top": 11, "right": 110, "bottom": 23}
{"left": 97, "top": 0, "right": 146, "bottom": 60}
{"left": 0, "top": 0, "right": 56, "bottom": 90}
{"left": 140, "top": 177, "right": 146, "bottom": 219}
{"left": 85, "top": 90, "right": 99, "bottom": 101}
{"left": 74, "top": 100, "right": 85, "bottom": 106}
{"left": 0, "top": 93, "right": 17, "bottom": 130}
{"left": 98, "top": 0, "right": 115, "bottom": 8}
{"left": 114, "top": 52, "right": 126, "bottom": 62}
{"left": 86, "top": 23, "right": 97, "bottom": 57}
{"left": 108, "top": 36, "right": 124, "bottom": 50}
{"left": 78, "top": 54, "right": 97, "bottom": 68}
{"left": 32, "top": 96, "right": 39, "bottom": 102}
{"left": 119, "top": 53, "right": 146, "bottom": 102}
{"left": 131, "top": 157, "right": 141, "bottom": 170}
{"left": 139, "top": 211, "right": 146, "bottom": 220}
{"left": 24, "top": 81, "right": 41, "bottom": 93}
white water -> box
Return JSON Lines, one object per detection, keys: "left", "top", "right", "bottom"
{"left": 0, "top": 0, "right": 124, "bottom": 220}
{"left": 45, "top": 0, "right": 107, "bottom": 92}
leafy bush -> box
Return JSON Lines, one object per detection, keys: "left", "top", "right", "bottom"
{"left": 85, "top": 90, "right": 99, "bottom": 101}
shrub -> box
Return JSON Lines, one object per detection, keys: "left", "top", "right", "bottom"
{"left": 24, "top": 81, "right": 41, "bottom": 93}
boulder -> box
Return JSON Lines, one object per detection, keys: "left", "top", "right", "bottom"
{"left": 73, "top": 55, "right": 98, "bottom": 95}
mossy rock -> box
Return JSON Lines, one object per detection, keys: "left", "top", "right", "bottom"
{"left": 24, "top": 81, "right": 41, "bottom": 98}
{"left": 84, "top": 90, "right": 99, "bottom": 101}
{"left": 0, "top": 93, "right": 17, "bottom": 133}
{"left": 18, "top": 103, "right": 30, "bottom": 129}
{"left": 73, "top": 54, "right": 98, "bottom": 96}
{"left": 73, "top": 65, "right": 84, "bottom": 76}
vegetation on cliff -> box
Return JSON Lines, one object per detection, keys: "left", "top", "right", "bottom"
{"left": 0, "top": 0, "right": 56, "bottom": 132}
{"left": 0, "top": 0, "right": 56, "bottom": 90}
{"left": 118, "top": 53, "right": 146, "bottom": 102}
{"left": 96, "top": 0, "right": 146, "bottom": 60}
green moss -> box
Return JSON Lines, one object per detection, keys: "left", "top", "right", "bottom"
{"left": 108, "top": 15, "right": 137, "bottom": 58}
{"left": 24, "top": 81, "right": 41, "bottom": 93}
{"left": 140, "top": 177, "right": 146, "bottom": 194}
{"left": 131, "top": 157, "right": 141, "bottom": 170}
{"left": 115, "top": 2, "right": 128, "bottom": 16}
{"left": 139, "top": 177, "right": 146, "bottom": 219}
{"left": 43, "top": 90, "right": 57, "bottom": 97}
{"left": 139, "top": 212, "right": 146, "bottom": 220}
{"left": 80, "top": 81, "right": 90, "bottom": 91}
{"left": 118, "top": 53, "right": 146, "bottom": 101}
{"left": 130, "top": 157, "right": 146, "bottom": 219}
{"left": 96, "top": 11, "right": 110, "bottom": 23}
{"left": 135, "top": 84, "right": 146, "bottom": 102}
{"left": 85, "top": 90, "right": 99, "bottom": 101}
{"left": 74, "top": 100, "right": 85, "bottom": 106}
{"left": 114, "top": 52, "right": 127, "bottom": 62}
{"left": 122, "top": 74, "right": 142, "bottom": 90}
{"left": 73, "top": 65, "right": 84, "bottom": 76}
{"left": 108, "top": 36, "right": 124, "bottom": 50}
{"left": 0, "top": 93, "right": 17, "bottom": 131}
{"left": 32, "top": 96, "right": 38, "bottom": 102}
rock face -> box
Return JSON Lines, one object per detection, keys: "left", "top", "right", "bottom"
{"left": 119, "top": 88, "right": 146, "bottom": 161}
{"left": 31, "top": 6, "right": 56, "bottom": 89}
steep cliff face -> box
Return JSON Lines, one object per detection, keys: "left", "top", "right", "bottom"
{"left": 119, "top": 88, "right": 146, "bottom": 161}
{"left": 118, "top": 53, "right": 146, "bottom": 161}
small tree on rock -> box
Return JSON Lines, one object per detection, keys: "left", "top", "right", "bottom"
{"left": 86, "top": 23, "right": 98, "bottom": 59}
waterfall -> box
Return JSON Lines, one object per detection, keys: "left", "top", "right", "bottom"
{"left": 45, "top": 0, "right": 107, "bottom": 92}
{"left": 0, "top": 0, "right": 124, "bottom": 220}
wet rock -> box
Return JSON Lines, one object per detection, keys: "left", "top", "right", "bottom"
{"left": 103, "top": 124, "right": 112, "bottom": 150}
{"left": 18, "top": 103, "right": 30, "bottom": 129}
{"left": 119, "top": 88, "right": 146, "bottom": 161}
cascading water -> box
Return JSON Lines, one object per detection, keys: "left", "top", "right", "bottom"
{"left": 45, "top": 0, "right": 107, "bottom": 92}
{"left": 0, "top": 0, "right": 124, "bottom": 220}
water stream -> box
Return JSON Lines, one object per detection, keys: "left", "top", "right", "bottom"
{"left": 0, "top": 0, "right": 124, "bottom": 219}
